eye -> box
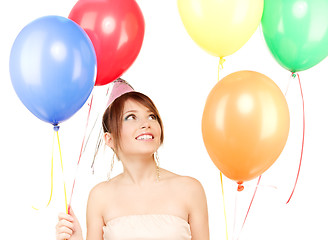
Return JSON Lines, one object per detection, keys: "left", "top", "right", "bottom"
{"left": 149, "top": 114, "right": 157, "bottom": 120}
{"left": 124, "top": 114, "right": 136, "bottom": 121}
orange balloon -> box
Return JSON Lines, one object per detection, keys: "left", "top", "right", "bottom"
{"left": 202, "top": 71, "right": 290, "bottom": 182}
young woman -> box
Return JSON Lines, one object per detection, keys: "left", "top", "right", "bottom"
{"left": 56, "top": 80, "right": 209, "bottom": 240}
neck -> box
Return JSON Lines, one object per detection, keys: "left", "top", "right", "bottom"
{"left": 119, "top": 154, "right": 159, "bottom": 185}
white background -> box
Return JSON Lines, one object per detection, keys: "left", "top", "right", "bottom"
{"left": 1, "top": 0, "right": 328, "bottom": 239}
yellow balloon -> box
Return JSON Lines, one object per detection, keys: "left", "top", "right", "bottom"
{"left": 177, "top": 0, "right": 264, "bottom": 57}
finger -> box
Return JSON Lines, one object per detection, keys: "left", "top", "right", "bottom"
{"left": 56, "top": 219, "right": 74, "bottom": 230}
{"left": 57, "top": 225, "right": 73, "bottom": 235}
{"left": 56, "top": 232, "right": 71, "bottom": 240}
{"left": 68, "top": 207, "right": 76, "bottom": 218}
{"left": 58, "top": 212, "right": 74, "bottom": 222}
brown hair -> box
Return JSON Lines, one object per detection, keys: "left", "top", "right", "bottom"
{"left": 102, "top": 91, "right": 164, "bottom": 151}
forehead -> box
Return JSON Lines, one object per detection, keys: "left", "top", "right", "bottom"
{"left": 123, "top": 99, "right": 151, "bottom": 113}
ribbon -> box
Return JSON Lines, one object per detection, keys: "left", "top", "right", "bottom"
{"left": 220, "top": 172, "right": 229, "bottom": 240}
{"left": 284, "top": 73, "right": 293, "bottom": 96}
{"left": 91, "top": 85, "right": 111, "bottom": 172}
{"left": 242, "top": 176, "right": 261, "bottom": 228}
{"left": 286, "top": 73, "right": 305, "bottom": 204}
{"left": 32, "top": 131, "right": 55, "bottom": 210}
{"left": 232, "top": 176, "right": 262, "bottom": 239}
{"left": 68, "top": 94, "right": 94, "bottom": 211}
{"left": 56, "top": 128, "right": 68, "bottom": 214}
{"left": 32, "top": 126, "right": 68, "bottom": 214}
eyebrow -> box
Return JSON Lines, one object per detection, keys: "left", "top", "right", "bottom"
{"left": 123, "top": 109, "right": 152, "bottom": 115}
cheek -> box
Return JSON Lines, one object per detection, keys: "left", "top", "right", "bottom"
{"left": 121, "top": 130, "right": 133, "bottom": 141}
{"left": 121, "top": 123, "right": 134, "bottom": 135}
{"left": 156, "top": 123, "right": 162, "bottom": 142}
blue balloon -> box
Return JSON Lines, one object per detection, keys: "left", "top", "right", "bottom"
{"left": 10, "top": 15, "right": 96, "bottom": 125}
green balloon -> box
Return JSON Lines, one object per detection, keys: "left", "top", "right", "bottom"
{"left": 261, "top": 0, "right": 328, "bottom": 72}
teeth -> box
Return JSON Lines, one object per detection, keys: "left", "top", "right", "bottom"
{"left": 137, "top": 135, "right": 153, "bottom": 140}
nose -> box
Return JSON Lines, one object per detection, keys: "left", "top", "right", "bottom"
{"left": 140, "top": 118, "right": 151, "bottom": 129}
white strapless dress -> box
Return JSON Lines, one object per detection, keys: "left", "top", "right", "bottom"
{"left": 103, "top": 214, "right": 191, "bottom": 240}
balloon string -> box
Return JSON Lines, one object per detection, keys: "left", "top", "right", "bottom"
{"left": 284, "top": 73, "right": 293, "bottom": 96}
{"left": 84, "top": 85, "right": 110, "bottom": 155}
{"left": 241, "top": 175, "right": 261, "bottom": 229}
{"left": 83, "top": 97, "right": 98, "bottom": 154}
{"left": 91, "top": 85, "right": 111, "bottom": 173}
{"left": 56, "top": 130, "right": 68, "bottom": 214}
{"left": 68, "top": 94, "right": 94, "bottom": 211}
{"left": 78, "top": 94, "right": 94, "bottom": 166}
{"left": 286, "top": 73, "right": 305, "bottom": 204}
{"left": 32, "top": 131, "right": 55, "bottom": 210}
{"left": 220, "top": 172, "right": 229, "bottom": 240}
{"left": 218, "top": 57, "right": 225, "bottom": 81}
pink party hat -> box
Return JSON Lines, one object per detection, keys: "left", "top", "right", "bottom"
{"left": 106, "top": 78, "right": 134, "bottom": 108}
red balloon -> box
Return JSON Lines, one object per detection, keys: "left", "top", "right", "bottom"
{"left": 69, "top": 0, "right": 145, "bottom": 86}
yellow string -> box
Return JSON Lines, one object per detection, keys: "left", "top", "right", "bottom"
{"left": 220, "top": 172, "right": 229, "bottom": 240}
{"left": 218, "top": 57, "right": 226, "bottom": 82}
{"left": 56, "top": 131, "right": 68, "bottom": 214}
{"left": 32, "top": 131, "right": 55, "bottom": 210}
{"left": 218, "top": 57, "right": 227, "bottom": 239}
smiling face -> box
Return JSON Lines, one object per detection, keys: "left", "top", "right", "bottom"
{"left": 102, "top": 92, "right": 164, "bottom": 157}
{"left": 118, "top": 99, "right": 162, "bottom": 157}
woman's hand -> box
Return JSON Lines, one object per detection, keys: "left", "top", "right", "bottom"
{"left": 56, "top": 208, "right": 83, "bottom": 240}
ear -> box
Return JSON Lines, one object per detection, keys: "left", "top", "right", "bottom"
{"left": 104, "top": 132, "right": 114, "bottom": 149}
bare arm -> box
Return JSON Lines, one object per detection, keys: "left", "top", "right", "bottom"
{"left": 56, "top": 182, "right": 106, "bottom": 240}
{"left": 186, "top": 177, "right": 210, "bottom": 240}
{"left": 86, "top": 183, "right": 107, "bottom": 240}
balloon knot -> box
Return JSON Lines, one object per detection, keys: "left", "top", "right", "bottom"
{"left": 53, "top": 125, "right": 60, "bottom": 132}
{"left": 219, "top": 57, "right": 226, "bottom": 70}
{"left": 237, "top": 181, "right": 244, "bottom": 191}
{"left": 292, "top": 73, "right": 296, "bottom": 78}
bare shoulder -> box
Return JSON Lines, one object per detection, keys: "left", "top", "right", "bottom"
{"left": 88, "top": 175, "right": 121, "bottom": 204}
{"left": 87, "top": 176, "right": 123, "bottom": 219}
{"left": 90, "top": 180, "right": 108, "bottom": 193}
{"left": 161, "top": 169, "right": 205, "bottom": 194}
{"left": 86, "top": 179, "right": 122, "bottom": 239}
{"left": 168, "top": 176, "right": 209, "bottom": 238}
{"left": 87, "top": 181, "right": 108, "bottom": 208}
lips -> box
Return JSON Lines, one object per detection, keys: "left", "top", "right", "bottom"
{"left": 136, "top": 133, "right": 154, "bottom": 140}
